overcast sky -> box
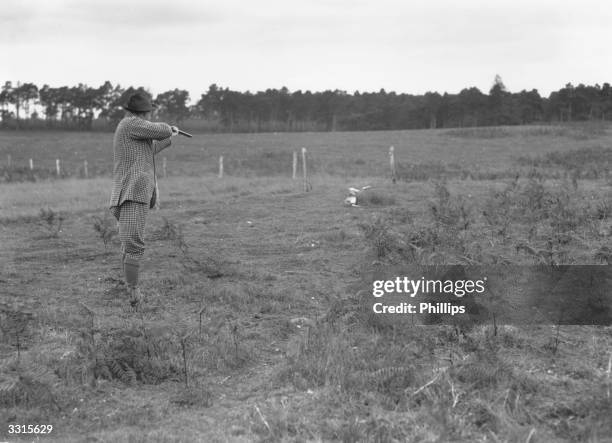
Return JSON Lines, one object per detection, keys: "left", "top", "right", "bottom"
{"left": 1, "top": 0, "right": 610, "bottom": 101}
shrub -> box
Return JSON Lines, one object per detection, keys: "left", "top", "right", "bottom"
{"left": 92, "top": 214, "right": 117, "bottom": 248}
{"left": 430, "top": 181, "right": 471, "bottom": 230}
{"left": 39, "top": 208, "right": 64, "bottom": 237}
{"left": 150, "top": 217, "right": 187, "bottom": 253}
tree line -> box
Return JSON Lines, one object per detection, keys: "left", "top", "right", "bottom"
{"left": 1, "top": 76, "right": 612, "bottom": 133}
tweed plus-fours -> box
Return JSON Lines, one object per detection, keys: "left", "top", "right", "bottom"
{"left": 111, "top": 201, "right": 149, "bottom": 264}
{"left": 109, "top": 116, "right": 173, "bottom": 208}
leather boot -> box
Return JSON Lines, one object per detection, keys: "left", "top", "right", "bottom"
{"left": 124, "top": 262, "right": 143, "bottom": 307}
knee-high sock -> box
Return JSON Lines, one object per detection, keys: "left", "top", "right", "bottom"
{"left": 124, "top": 262, "right": 139, "bottom": 289}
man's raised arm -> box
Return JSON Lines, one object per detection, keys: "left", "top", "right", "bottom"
{"left": 129, "top": 118, "right": 173, "bottom": 141}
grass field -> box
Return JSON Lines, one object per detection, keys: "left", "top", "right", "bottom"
{"left": 0, "top": 123, "right": 610, "bottom": 180}
{"left": 1, "top": 125, "right": 612, "bottom": 442}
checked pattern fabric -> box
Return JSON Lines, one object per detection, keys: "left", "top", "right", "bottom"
{"left": 111, "top": 201, "right": 149, "bottom": 263}
{"left": 109, "top": 115, "right": 173, "bottom": 208}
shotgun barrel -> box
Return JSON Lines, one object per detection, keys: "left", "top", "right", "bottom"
{"left": 178, "top": 129, "right": 193, "bottom": 138}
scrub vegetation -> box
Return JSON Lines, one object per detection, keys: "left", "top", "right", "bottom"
{"left": 1, "top": 124, "right": 611, "bottom": 442}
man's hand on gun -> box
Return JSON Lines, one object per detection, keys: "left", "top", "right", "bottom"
{"left": 170, "top": 126, "right": 193, "bottom": 138}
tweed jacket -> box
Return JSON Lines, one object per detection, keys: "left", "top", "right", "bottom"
{"left": 109, "top": 115, "right": 173, "bottom": 208}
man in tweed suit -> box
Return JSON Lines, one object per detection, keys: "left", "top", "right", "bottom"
{"left": 109, "top": 91, "right": 179, "bottom": 306}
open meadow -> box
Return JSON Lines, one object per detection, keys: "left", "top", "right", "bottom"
{"left": 1, "top": 124, "right": 612, "bottom": 442}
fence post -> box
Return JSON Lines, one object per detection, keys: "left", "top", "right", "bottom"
{"left": 83, "top": 160, "right": 88, "bottom": 178}
{"left": 7, "top": 154, "right": 11, "bottom": 168}
{"left": 389, "top": 146, "right": 396, "bottom": 184}
{"left": 29, "top": 158, "right": 33, "bottom": 170}
{"left": 56, "top": 159, "right": 61, "bottom": 177}
{"left": 162, "top": 157, "right": 167, "bottom": 178}
{"left": 292, "top": 151, "right": 297, "bottom": 179}
{"left": 301, "top": 147, "right": 310, "bottom": 192}
{"left": 218, "top": 155, "right": 224, "bottom": 178}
